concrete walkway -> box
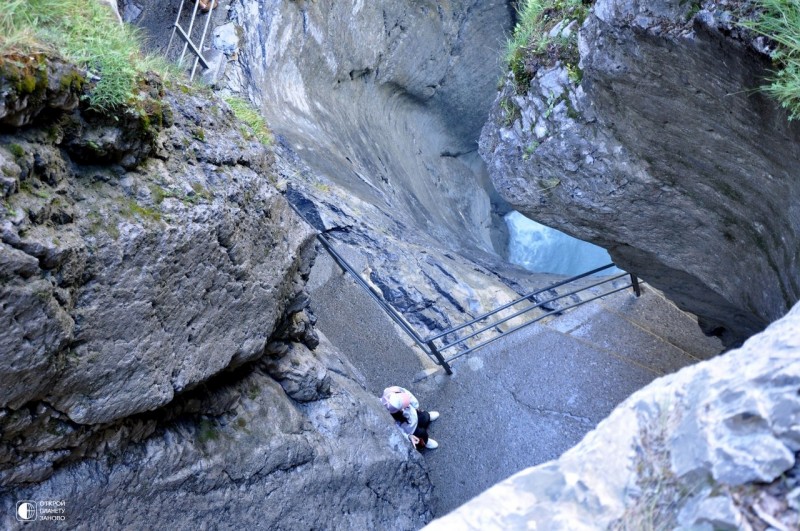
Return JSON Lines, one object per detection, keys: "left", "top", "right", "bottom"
{"left": 306, "top": 250, "right": 722, "bottom": 518}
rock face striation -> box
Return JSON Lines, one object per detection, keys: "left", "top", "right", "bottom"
{"left": 426, "top": 300, "right": 800, "bottom": 531}
{"left": 0, "top": 54, "right": 431, "bottom": 528}
{"left": 218, "top": 0, "right": 560, "bottom": 337}
{"left": 480, "top": 0, "right": 800, "bottom": 345}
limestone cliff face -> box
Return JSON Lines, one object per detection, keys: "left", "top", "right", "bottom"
{"left": 221, "top": 0, "right": 561, "bottom": 337}
{"left": 427, "top": 300, "right": 800, "bottom": 531}
{"left": 479, "top": 0, "right": 800, "bottom": 344}
{"left": 0, "top": 55, "right": 431, "bottom": 528}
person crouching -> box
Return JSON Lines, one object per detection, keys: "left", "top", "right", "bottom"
{"left": 381, "top": 386, "right": 440, "bottom": 450}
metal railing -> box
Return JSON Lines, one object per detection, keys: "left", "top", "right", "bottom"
{"left": 316, "top": 233, "right": 434, "bottom": 356}
{"left": 288, "top": 200, "right": 640, "bottom": 375}
{"left": 425, "top": 264, "right": 639, "bottom": 373}
{"left": 165, "top": 0, "right": 216, "bottom": 81}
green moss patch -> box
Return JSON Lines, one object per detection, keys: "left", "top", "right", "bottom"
{"left": 506, "top": 0, "right": 592, "bottom": 91}
{"left": 743, "top": 0, "right": 800, "bottom": 119}
{"left": 1, "top": 0, "right": 178, "bottom": 111}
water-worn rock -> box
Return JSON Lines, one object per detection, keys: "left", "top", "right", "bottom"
{"left": 479, "top": 0, "right": 800, "bottom": 345}
{"left": 1, "top": 51, "right": 434, "bottom": 528}
{"left": 221, "top": 0, "right": 567, "bottom": 337}
{"left": 425, "top": 301, "right": 800, "bottom": 530}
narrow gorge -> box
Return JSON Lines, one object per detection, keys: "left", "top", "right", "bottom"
{"left": 1, "top": 0, "right": 799, "bottom": 529}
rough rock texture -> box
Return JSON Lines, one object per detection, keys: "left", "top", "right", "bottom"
{"left": 0, "top": 55, "right": 316, "bottom": 483}
{"left": 0, "top": 332, "right": 433, "bottom": 530}
{"left": 479, "top": 0, "right": 800, "bottom": 345}
{"left": 122, "top": 0, "right": 635, "bottom": 357}
{"left": 1, "top": 53, "right": 433, "bottom": 529}
{"left": 425, "top": 300, "right": 800, "bottom": 531}
{"left": 0, "top": 55, "right": 84, "bottom": 128}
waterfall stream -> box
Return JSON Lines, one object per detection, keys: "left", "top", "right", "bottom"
{"left": 505, "top": 211, "right": 622, "bottom": 276}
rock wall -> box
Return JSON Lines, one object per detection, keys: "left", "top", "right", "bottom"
{"left": 0, "top": 53, "right": 431, "bottom": 528}
{"left": 230, "top": 0, "right": 511, "bottom": 243}
{"left": 221, "top": 0, "right": 559, "bottom": 337}
{"left": 426, "top": 300, "right": 800, "bottom": 530}
{"left": 1, "top": 53, "right": 311, "bottom": 480}
{"left": 1, "top": 331, "right": 433, "bottom": 531}
{"left": 479, "top": 0, "right": 800, "bottom": 345}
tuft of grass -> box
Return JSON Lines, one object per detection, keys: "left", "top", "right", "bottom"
{"left": 224, "top": 96, "right": 273, "bottom": 146}
{"left": 505, "top": 0, "right": 591, "bottom": 90}
{"left": 0, "top": 0, "right": 175, "bottom": 110}
{"left": 742, "top": 0, "right": 800, "bottom": 119}
{"left": 120, "top": 197, "right": 161, "bottom": 222}
{"left": 197, "top": 419, "right": 219, "bottom": 443}
{"left": 8, "top": 143, "right": 25, "bottom": 159}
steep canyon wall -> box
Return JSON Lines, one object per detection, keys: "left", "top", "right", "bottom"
{"left": 480, "top": 0, "right": 800, "bottom": 344}
{"left": 223, "top": 0, "right": 560, "bottom": 335}
{"left": 0, "top": 54, "right": 431, "bottom": 528}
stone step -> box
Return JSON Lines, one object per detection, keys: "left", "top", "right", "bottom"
{"left": 543, "top": 300, "right": 701, "bottom": 376}
{"left": 596, "top": 286, "right": 723, "bottom": 360}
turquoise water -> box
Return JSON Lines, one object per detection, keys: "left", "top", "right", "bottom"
{"left": 505, "top": 211, "right": 622, "bottom": 276}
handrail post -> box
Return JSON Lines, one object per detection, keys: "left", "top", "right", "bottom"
{"left": 630, "top": 274, "right": 641, "bottom": 297}
{"left": 427, "top": 340, "right": 452, "bottom": 375}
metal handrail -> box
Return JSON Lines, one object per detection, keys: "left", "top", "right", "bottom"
{"left": 436, "top": 271, "right": 630, "bottom": 352}
{"left": 444, "top": 282, "right": 635, "bottom": 363}
{"left": 283, "top": 194, "right": 639, "bottom": 375}
{"left": 424, "top": 263, "right": 617, "bottom": 342}
{"left": 315, "top": 235, "right": 428, "bottom": 351}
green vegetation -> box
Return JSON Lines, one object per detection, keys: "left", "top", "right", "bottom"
{"left": 0, "top": 0, "right": 177, "bottom": 110}
{"left": 121, "top": 197, "right": 161, "bottom": 222}
{"left": 197, "top": 419, "right": 220, "bottom": 443}
{"left": 743, "top": 0, "right": 800, "bottom": 119}
{"left": 683, "top": 0, "right": 702, "bottom": 21}
{"left": 19, "top": 179, "right": 50, "bottom": 199}
{"left": 505, "top": 0, "right": 591, "bottom": 90}
{"left": 523, "top": 141, "right": 539, "bottom": 160}
{"left": 8, "top": 143, "right": 25, "bottom": 159}
{"left": 224, "top": 96, "right": 273, "bottom": 146}
{"left": 188, "top": 182, "right": 213, "bottom": 203}
{"left": 499, "top": 96, "right": 520, "bottom": 126}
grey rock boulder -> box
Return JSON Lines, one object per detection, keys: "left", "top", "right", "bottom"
{"left": 0, "top": 333, "right": 434, "bottom": 530}
{"left": 479, "top": 0, "right": 800, "bottom": 345}
{"left": 0, "top": 62, "right": 315, "bottom": 484}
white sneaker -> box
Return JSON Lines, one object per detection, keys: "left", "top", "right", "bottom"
{"left": 425, "top": 438, "right": 439, "bottom": 449}
{"left": 428, "top": 411, "right": 440, "bottom": 421}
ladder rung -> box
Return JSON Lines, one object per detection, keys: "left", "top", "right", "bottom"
{"left": 172, "top": 24, "right": 210, "bottom": 69}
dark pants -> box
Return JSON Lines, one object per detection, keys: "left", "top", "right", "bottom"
{"left": 391, "top": 409, "right": 433, "bottom": 450}
{"left": 412, "top": 410, "right": 431, "bottom": 450}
